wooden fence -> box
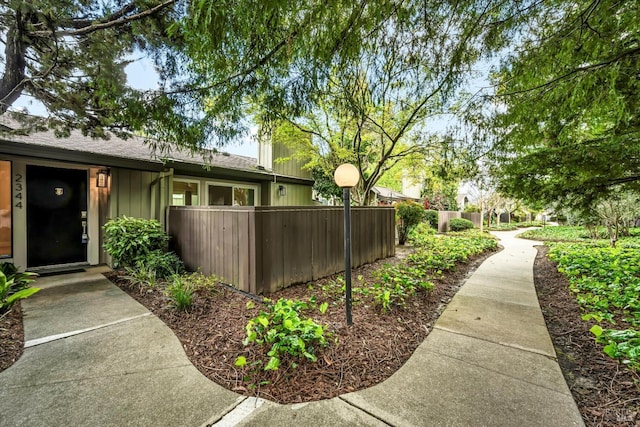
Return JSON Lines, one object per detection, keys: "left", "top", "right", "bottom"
{"left": 168, "top": 206, "right": 395, "bottom": 294}
{"left": 437, "top": 211, "right": 482, "bottom": 232}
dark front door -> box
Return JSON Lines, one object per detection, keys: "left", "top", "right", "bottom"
{"left": 27, "top": 165, "right": 88, "bottom": 267}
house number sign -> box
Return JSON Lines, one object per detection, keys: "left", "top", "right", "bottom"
{"left": 14, "top": 173, "right": 23, "bottom": 209}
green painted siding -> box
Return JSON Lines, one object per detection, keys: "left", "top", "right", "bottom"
{"left": 268, "top": 183, "right": 314, "bottom": 206}
{"left": 272, "top": 139, "right": 312, "bottom": 180}
{"left": 109, "top": 168, "right": 164, "bottom": 221}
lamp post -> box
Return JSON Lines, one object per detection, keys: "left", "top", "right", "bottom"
{"left": 334, "top": 163, "right": 360, "bottom": 326}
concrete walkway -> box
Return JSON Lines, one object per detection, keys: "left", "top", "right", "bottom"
{"left": 0, "top": 230, "right": 585, "bottom": 426}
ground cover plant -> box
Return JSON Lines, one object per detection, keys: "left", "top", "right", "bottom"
{"left": 522, "top": 225, "right": 640, "bottom": 425}
{"left": 534, "top": 245, "right": 640, "bottom": 426}
{"left": 547, "top": 243, "right": 640, "bottom": 371}
{"left": 100, "top": 225, "right": 498, "bottom": 402}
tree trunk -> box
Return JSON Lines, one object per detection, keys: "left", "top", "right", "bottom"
{"left": 0, "top": 11, "right": 28, "bottom": 114}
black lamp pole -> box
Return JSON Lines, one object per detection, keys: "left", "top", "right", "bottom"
{"left": 343, "top": 186, "right": 353, "bottom": 326}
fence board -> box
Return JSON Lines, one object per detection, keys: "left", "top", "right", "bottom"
{"left": 168, "top": 206, "right": 395, "bottom": 294}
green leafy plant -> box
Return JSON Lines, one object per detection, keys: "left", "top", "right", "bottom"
{"left": 0, "top": 269, "right": 40, "bottom": 315}
{"left": 144, "top": 250, "right": 184, "bottom": 279}
{"left": 371, "top": 263, "right": 433, "bottom": 312}
{"left": 449, "top": 218, "right": 474, "bottom": 232}
{"left": 423, "top": 209, "right": 438, "bottom": 229}
{"left": 103, "top": 216, "right": 170, "bottom": 268}
{"left": 124, "top": 262, "right": 157, "bottom": 290}
{"left": 165, "top": 275, "right": 194, "bottom": 311}
{"left": 549, "top": 242, "right": 640, "bottom": 371}
{"left": 396, "top": 201, "right": 424, "bottom": 245}
{"left": 590, "top": 325, "right": 640, "bottom": 371}
{"left": 0, "top": 263, "right": 38, "bottom": 293}
{"left": 242, "top": 298, "right": 329, "bottom": 371}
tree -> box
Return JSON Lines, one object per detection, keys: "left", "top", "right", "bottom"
{"left": 490, "top": 0, "right": 639, "bottom": 210}
{"left": 0, "top": 1, "right": 402, "bottom": 148}
{"left": 0, "top": 0, "right": 178, "bottom": 138}
{"left": 259, "top": 1, "right": 527, "bottom": 205}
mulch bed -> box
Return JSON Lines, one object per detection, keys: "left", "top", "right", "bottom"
{"left": 534, "top": 245, "right": 640, "bottom": 427}
{"left": 104, "top": 248, "right": 497, "bottom": 404}
{"left": 0, "top": 303, "right": 24, "bottom": 373}
{"left": 3, "top": 244, "right": 638, "bottom": 424}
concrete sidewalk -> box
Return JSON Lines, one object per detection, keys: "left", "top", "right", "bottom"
{"left": 0, "top": 230, "right": 585, "bottom": 426}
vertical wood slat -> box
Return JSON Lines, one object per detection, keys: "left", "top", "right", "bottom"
{"left": 168, "top": 206, "right": 395, "bottom": 294}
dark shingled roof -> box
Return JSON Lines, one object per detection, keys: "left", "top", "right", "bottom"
{"left": 0, "top": 115, "right": 260, "bottom": 173}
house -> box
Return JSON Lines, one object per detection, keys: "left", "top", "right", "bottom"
{"left": 371, "top": 186, "right": 420, "bottom": 205}
{"left": 0, "top": 116, "right": 314, "bottom": 272}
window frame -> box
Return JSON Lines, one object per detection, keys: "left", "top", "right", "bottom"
{"left": 171, "top": 178, "right": 201, "bottom": 206}
{"left": 205, "top": 180, "right": 260, "bottom": 207}
{"left": 0, "top": 160, "right": 12, "bottom": 259}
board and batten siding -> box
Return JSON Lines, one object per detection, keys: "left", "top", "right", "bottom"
{"left": 108, "top": 168, "right": 170, "bottom": 222}
{"left": 168, "top": 206, "right": 395, "bottom": 294}
{"left": 267, "top": 182, "right": 314, "bottom": 206}
{"left": 271, "top": 141, "right": 312, "bottom": 180}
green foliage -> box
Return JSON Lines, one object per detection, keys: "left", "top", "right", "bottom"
{"left": 0, "top": 269, "right": 40, "bottom": 314}
{"left": 144, "top": 250, "right": 185, "bottom": 279}
{"left": 408, "top": 230, "right": 497, "bottom": 274}
{"left": 165, "top": 275, "right": 194, "bottom": 311}
{"left": 519, "top": 226, "right": 640, "bottom": 246}
{"left": 548, "top": 242, "right": 640, "bottom": 371}
{"left": 449, "top": 218, "right": 474, "bottom": 232}
{"left": 491, "top": 0, "right": 640, "bottom": 210}
{"left": 184, "top": 272, "right": 221, "bottom": 292}
{"left": 590, "top": 326, "right": 640, "bottom": 371}
{"left": 408, "top": 223, "right": 437, "bottom": 246}
{"left": 396, "top": 201, "right": 424, "bottom": 245}
{"left": 0, "top": 1, "right": 178, "bottom": 139}
{"left": 242, "top": 299, "right": 329, "bottom": 371}
{"left": 123, "top": 263, "right": 158, "bottom": 291}
{"left": 423, "top": 210, "right": 438, "bottom": 229}
{"left": 103, "top": 216, "right": 170, "bottom": 269}
{"left": 364, "top": 225, "right": 496, "bottom": 312}
{"left": 371, "top": 264, "right": 434, "bottom": 313}
{"left": 0, "top": 263, "right": 38, "bottom": 293}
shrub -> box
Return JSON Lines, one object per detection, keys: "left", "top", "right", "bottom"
{"left": 0, "top": 266, "right": 39, "bottom": 315}
{"left": 241, "top": 298, "right": 329, "bottom": 371}
{"left": 145, "top": 250, "right": 184, "bottom": 279}
{"left": 423, "top": 209, "right": 438, "bottom": 229}
{"left": 103, "top": 216, "right": 170, "bottom": 268}
{"left": 396, "top": 201, "right": 425, "bottom": 245}
{"left": 449, "top": 218, "right": 474, "bottom": 232}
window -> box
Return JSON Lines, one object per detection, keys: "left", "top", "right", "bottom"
{"left": 172, "top": 180, "right": 199, "bottom": 206}
{"left": 207, "top": 183, "right": 257, "bottom": 206}
{"left": 0, "top": 161, "right": 11, "bottom": 258}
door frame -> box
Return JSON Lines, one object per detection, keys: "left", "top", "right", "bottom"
{"left": 1, "top": 156, "right": 102, "bottom": 270}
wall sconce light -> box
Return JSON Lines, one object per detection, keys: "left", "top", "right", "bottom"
{"left": 278, "top": 184, "right": 287, "bottom": 197}
{"left": 96, "top": 168, "right": 110, "bottom": 188}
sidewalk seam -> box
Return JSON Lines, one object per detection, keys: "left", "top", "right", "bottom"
{"left": 433, "top": 325, "right": 556, "bottom": 359}
{"left": 337, "top": 396, "right": 394, "bottom": 426}
{"left": 24, "top": 312, "right": 152, "bottom": 348}
{"left": 200, "top": 396, "right": 249, "bottom": 427}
